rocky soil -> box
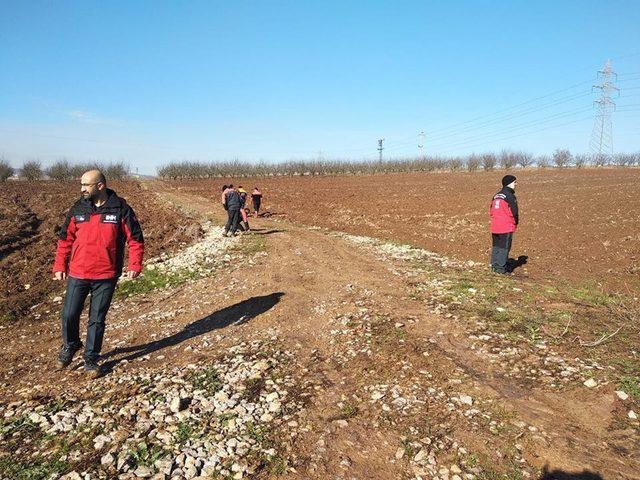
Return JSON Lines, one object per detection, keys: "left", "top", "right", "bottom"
{"left": 1, "top": 182, "right": 638, "bottom": 480}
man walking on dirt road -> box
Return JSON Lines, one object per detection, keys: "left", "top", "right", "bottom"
{"left": 489, "top": 174, "right": 519, "bottom": 274}
{"left": 53, "top": 170, "right": 144, "bottom": 377}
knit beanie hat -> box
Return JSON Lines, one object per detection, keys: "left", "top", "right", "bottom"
{"left": 502, "top": 175, "right": 517, "bottom": 187}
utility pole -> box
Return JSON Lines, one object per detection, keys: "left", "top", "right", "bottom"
{"left": 418, "top": 131, "right": 425, "bottom": 159}
{"left": 377, "top": 138, "right": 385, "bottom": 162}
{"left": 590, "top": 59, "right": 619, "bottom": 157}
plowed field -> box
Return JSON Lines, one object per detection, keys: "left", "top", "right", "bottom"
{"left": 0, "top": 180, "right": 201, "bottom": 322}
{"left": 169, "top": 168, "right": 640, "bottom": 293}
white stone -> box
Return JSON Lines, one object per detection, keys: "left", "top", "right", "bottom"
{"left": 629, "top": 410, "right": 638, "bottom": 420}
{"left": 459, "top": 395, "right": 473, "bottom": 406}
{"left": 60, "top": 472, "right": 82, "bottom": 480}
{"left": 134, "top": 465, "right": 153, "bottom": 477}
{"left": 615, "top": 390, "right": 629, "bottom": 401}
{"left": 583, "top": 378, "right": 597, "bottom": 388}
{"left": 101, "top": 453, "right": 115, "bottom": 467}
{"left": 371, "top": 391, "right": 385, "bottom": 400}
{"left": 413, "top": 448, "right": 427, "bottom": 463}
{"left": 170, "top": 397, "right": 186, "bottom": 413}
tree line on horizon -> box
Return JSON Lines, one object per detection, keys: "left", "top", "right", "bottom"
{"left": 0, "top": 159, "right": 130, "bottom": 182}
{"left": 155, "top": 150, "right": 640, "bottom": 179}
{"left": 1, "top": 150, "right": 639, "bottom": 182}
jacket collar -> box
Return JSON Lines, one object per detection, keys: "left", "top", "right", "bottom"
{"left": 78, "top": 188, "right": 121, "bottom": 211}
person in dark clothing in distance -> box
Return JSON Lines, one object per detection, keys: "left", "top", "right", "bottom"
{"left": 489, "top": 175, "right": 519, "bottom": 274}
{"left": 222, "top": 184, "right": 242, "bottom": 236}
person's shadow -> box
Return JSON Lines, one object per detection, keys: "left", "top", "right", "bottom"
{"left": 101, "top": 292, "right": 284, "bottom": 372}
{"left": 507, "top": 255, "right": 528, "bottom": 273}
{"left": 538, "top": 467, "right": 603, "bottom": 479}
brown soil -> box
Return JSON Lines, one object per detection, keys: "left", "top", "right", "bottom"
{"left": 171, "top": 168, "right": 640, "bottom": 294}
{"left": 0, "top": 180, "right": 201, "bottom": 322}
{"left": 1, "top": 180, "right": 637, "bottom": 479}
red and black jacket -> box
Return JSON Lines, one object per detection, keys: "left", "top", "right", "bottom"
{"left": 489, "top": 186, "right": 519, "bottom": 234}
{"left": 53, "top": 189, "right": 144, "bottom": 279}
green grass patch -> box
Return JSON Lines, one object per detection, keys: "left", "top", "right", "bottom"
{"left": 246, "top": 422, "right": 269, "bottom": 443}
{"left": 130, "top": 441, "right": 168, "bottom": 467}
{"left": 0, "top": 312, "right": 17, "bottom": 324}
{"left": 339, "top": 402, "right": 359, "bottom": 419}
{"left": 0, "top": 414, "right": 38, "bottom": 436}
{"left": 266, "top": 455, "right": 288, "bottom": 475}
{"left": 618, "top": 376, "right": 640, "bottom": 398}
{"left": 189, "top": 367, "right": 223, "bottom": 396}
{"left": 0, "top": 456, "right": 69, "bottom": 480}
{"left": 230, "top": 235, "right": 267, "bottom": 255}
{"left": 218, "top": 412, "right": 238, "bottom": 428}
{"left": 572, "top": 284, "right": 618, "bottom": 306}
{"left": 174, "top": 421, "right": 196, "bottom": 444}
{"left": 115, "top": 266, "right": 200, "bottom": 299}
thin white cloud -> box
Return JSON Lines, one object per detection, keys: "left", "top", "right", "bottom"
{"left": 64, "top": 108, "right": 123, "bottom": 127}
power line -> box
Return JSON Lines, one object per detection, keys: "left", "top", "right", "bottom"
{"left": 424, "top": 78, "right": 595, "bottom": 137}
{"left": 424, "top": 91, "right": 592, "bottom": 145}
{"left": 427, "top": 105, "right": 594, "bottom": 151}
{"left": 437, "top": 116, "right": 594, "bottom": 155}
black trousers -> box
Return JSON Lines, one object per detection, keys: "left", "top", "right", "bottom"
{"left": 61, "top": 276, "right": 117, "bottom": 360}
{"left": 224, "top": 208, "right": 241, "bottom": 234}
{"left": 491, "top": 233, "right": 513, "bottom": 274}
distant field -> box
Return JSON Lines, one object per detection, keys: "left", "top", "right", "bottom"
{"left": 169, "top": 168, "right": 640, "bottom": 293}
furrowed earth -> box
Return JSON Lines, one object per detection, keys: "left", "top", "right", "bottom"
{"left": 0, "top": 170, "right": 638, "bottom": 480}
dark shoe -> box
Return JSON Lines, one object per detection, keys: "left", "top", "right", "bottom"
{"left": 84, "top": 359, "right": 102, "bottom": 379}
{"left": 58, "top": 344, "right": 82, "bottom": 368}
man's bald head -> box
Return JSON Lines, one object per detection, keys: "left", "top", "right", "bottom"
{"left": 80, "top": 169, "right": 108, "bottom": 202}
{"left": 81, "top": 169, "right": 106, "bottom": 186}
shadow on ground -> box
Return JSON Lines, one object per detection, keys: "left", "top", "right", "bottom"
{"left": 101, "top": 292, "right": 284, "bottom": 372}
{"left": 507, "top": 254, "right": 528, "bottom": 272}
{"left": 250, "top": 228, "right": 285, "bottom": 235}
{"left": 538, "top": 467, "right": 603, "bottom": 480}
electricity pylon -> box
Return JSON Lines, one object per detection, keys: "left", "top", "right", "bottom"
{"left": 589, "top": 60, "right": 619, "bottom": 156}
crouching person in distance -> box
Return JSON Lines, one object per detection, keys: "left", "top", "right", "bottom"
{"left": 489, "top": 174, "right": 518, "bottom": 274}
{"left": 52, "top": 169, "right": 144, "bottom": 378}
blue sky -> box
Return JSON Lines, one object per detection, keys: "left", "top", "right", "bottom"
{"left": 1, "top": 0, "right": 639, "bottom": 174}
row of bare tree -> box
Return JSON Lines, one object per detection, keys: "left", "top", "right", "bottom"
{"left": 0, "top": 159, "right": 130, "bottom": 182}
{"left": 2, "top": 150, "right": 638, "bottom": 182}
{"left": 156, "top": 150, "right": 640, "bottom": 179}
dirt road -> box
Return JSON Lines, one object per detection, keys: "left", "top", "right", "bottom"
{"left": 0, "top": 182, "right": 637, "bottom": 479}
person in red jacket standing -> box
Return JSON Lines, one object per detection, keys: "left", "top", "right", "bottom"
{"left": 53, "top": 169, "right": 144, "bottom": 377}
{"left": 489, "top": 174, "right": 518, "bottom": 274}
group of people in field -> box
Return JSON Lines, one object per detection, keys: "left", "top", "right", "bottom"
{"left": 51, "top": 169, "right": 517, "bottom": 378}
{"left": 220, "top": 185, "right": 263, "bottom": 236}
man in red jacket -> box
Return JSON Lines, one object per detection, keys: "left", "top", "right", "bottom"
{"left": 489, "top": 175, "right": 518, "bottom": 274}
{"left": 53, "top": 169, "right": 144, "bottom": 377}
